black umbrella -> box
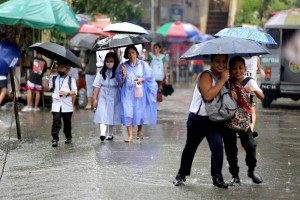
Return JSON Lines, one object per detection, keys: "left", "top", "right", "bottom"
{"left": 93, "top": 34, "right": 149, "bottom": 51}
{"left": 30, "top": 42, "right": 82, "bottom": 68}
{"left": 70, "top": 33, "right": 98, "bottom": 50}
{"left": 144, "top": 30, "right": 165, "bottom": 43}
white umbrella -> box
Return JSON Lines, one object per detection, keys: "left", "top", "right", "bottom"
{"left": 103, "top": 22, "right": 148, "bottom": 34}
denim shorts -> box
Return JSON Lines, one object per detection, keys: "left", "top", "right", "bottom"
{"left": 0, "top": 79, "right": 7, "bottom": 88}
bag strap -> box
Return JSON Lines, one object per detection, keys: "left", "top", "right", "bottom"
{"left": 51, "top": 75, "right": 72, "bottom": 92}
{"left": 240, "top": 77, "right": 253, "bottom": 86}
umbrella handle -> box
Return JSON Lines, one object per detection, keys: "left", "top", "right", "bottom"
{"left": 50, "top": 60, "right": 57, "bottom": 71}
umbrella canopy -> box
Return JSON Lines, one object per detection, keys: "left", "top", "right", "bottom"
{"left": 70, "top": 33, "right": 99, "bottom": 50}
{"left": 0, "top": 40, "right": 21, "bottom": 75}
{"left": 78, "top": 24, "right": 111, "bottom": 37}
{"left": 189, "top": 33, "right": 214, "bottom": 43}
{"left": 156, "top": 21, "right": 201, "bottom": 42}
{"left": 103, "top": 22, "right": 148, "bottom": 34}
{"left": 144, "top": 30, "right": 165, "bottom": 43}
{"left": 30, "top": 42, "right": 82, "bottom": 68}
{"left": 93, "top": 34, "right": 149, "bottom": 51}
{"left": 265, "top": 8, "right": 300, "bottom": 28}
{"left": 180, "top": 37, "right": 270, "bottom": 60}
{"left": 215, "top": 27, "right": 277, "bottom": 45}
{"left": 0, "top": 0, "right": 80, "bottom": 35}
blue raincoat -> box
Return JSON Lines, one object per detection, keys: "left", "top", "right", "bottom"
{"left": 116, "top": 59, "right": 157, "bottom": 126}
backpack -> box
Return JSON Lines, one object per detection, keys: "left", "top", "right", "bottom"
{"left": 50, "top": 76, "right": 72, "bottom": 92}
{"left": 200, "top": 70, "right": 237, "bottom": 122}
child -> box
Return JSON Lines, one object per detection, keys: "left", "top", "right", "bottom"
{"left": 93, "top": 52, "right": 121, "bottom": 141}
{"left": 45, "top": 63, "right": 77, "bottom": 147}
{"left": 223, "top": 56, "right": 265, "bottom": 186}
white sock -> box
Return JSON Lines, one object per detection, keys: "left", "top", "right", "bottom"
{"left": 100, "top": 124, "right": 107, "bottom": 137}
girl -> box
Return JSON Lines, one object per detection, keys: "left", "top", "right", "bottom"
{"left": 93, "top": 52, "right": 121, "bottom": 141}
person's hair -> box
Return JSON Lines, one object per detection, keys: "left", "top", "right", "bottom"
{"left": 229, "top": 56, "right": 245, "bottom": 70}
{"left": 100, "top": 52, "right": 119, "bottom": 80}
{"left": 124, "top": 45, "right": 139, "bottom": 59}
{"left": 154, "top": 43, "right": 161, "bottom": 49}
{"left": 211, "top": 54, "right": 228, "bottom": 62}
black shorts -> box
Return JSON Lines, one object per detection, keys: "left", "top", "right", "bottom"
{"left": 0, "top": 79, "right": 7, "bottom": 88}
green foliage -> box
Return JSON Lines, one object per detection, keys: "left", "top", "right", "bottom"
{"left": 50, "top": 30, "right": 67, "bottom": 45}
{"left": 235, "top": 0, "right": 299, "bottom": 27}
{"left": 73, "top": 0, "right": 144, "bottom": 23}
{"left": 0, "top": 0, "right": 7, "bottom": 4}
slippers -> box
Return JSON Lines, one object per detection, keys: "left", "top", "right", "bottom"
{"left": 124, "top": 138, "right": 133, "bottom": 142}
{"left": 136, "top": 137, "right": 143, "bottom": 140}
{"left": 85, "top": 106, "right": 93, "bottom": 110}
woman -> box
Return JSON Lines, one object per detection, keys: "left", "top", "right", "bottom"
{"left": 116, "top": 45, "right": 158, "bottom": 142}
{"left": 148, "top": 43, "right": 168, "bottom": 109}
{"left": 93, "top": 52, "right": 121, "bottom": 141}
{"left": 173, "top": 54, "right": 229, "bottom": 189}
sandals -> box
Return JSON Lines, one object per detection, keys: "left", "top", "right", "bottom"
{"left": 124, "top": 138, "right": 133, "bottom": 142}
{"left": 136, "top": 137, "right": 143, "bottom": 140}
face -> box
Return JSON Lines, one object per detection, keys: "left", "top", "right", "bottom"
{"left": 229, "top": 61, "right": 246, "bottom": 82}
{"left": 105, "top": 57, "right": 114, "bottom": 69}
{"left": 211, "top": 55, "right": 228, "bottom": 74}
{"left": 57, "top": 64, "right": 69, "bottom": 76}
{"left": 153, "top": 45, "right": 161, "bottom": 54}
{"left": 127, "top": 48, "right": 137, "bottom": 61}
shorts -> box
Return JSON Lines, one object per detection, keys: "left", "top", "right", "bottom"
{"left": 27, "top": 80, "right": 42, "bottom": 91}
{"left": 192, "top": 65, "right": 203, "bottom": 74}
{"left": 0, "top": 79, "right": 7, "bottom": 88}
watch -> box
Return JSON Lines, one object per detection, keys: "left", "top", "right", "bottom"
{"left": 66, "top": 92, "right": 70, "bottom": 97}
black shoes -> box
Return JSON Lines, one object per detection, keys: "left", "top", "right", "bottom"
{"left": 213, "top": 177, "right": 228, "bottom": 189}
{"left": 228, "top": 176, "right": 241, "bottom": 186}
{"left": 106, "top": 136, "right": 114, "bottom": 140}
{"left": 52, "top": 139, "right": 58, "bottom": 147}
{"left": 173, "top": 174, "right": 186, "bottom": 186}
{"left": 100, "top": 136, "right": 105, "bottom": 141}
{"left": 65, "top": 138, "right": 72, "bottom": 144}
{"left": 248, "top": 171, "right": 263, "bottom": 184}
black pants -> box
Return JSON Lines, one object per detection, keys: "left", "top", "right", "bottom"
{"left": 178, "top": 113, "right": 225, "bottom": 179}
{"left": 223, "top": 128, "right": 257, "bottom": 177}
{"left": 51, "top": 109, "right": 73, "bottom": 141}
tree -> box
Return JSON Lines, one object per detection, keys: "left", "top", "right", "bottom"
{"left": 235, "top": 0, "right": 299, "bottom": 27}
{"left": 72, "top": 0, "right": 144, "bottom": 23}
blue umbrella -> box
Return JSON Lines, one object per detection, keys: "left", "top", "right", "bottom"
{"left": 189, "top": 34, "right": 214, "bottom": 43}
{"left": 180, "top": 37, "right": 270, "bottom": 60}
{"left": 0, "top": 40, "right": 21, "bottom": 76}
{"left": 215, "top": 27, "right": 277, "bottom": 45}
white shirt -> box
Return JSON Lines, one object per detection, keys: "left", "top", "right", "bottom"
{"left": 244, "top": 56, "right": 258, "bottom": 81}
{"left": 244, "top": 78, "right": 262, "bottom": 96}
{"left": 96, "top": 50, "right": 109, "bottom": 68}
{"left": 49, "top": 75, "right": 77, "bottom": 112}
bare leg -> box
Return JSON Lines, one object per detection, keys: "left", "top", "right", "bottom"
{"left": 85, "top": 97, "right": 92, "bottom": 109}
{"left": 126, "top": 126, "right": 133, "bottom": 141}
{"left": 137, "top": 125, "right": 143, "bottom": 138}
{"left": 250, "top": 106, "right": 256, "bottom": 131}
{"left": 34, "top": 91, "right": 40, "bottom": 108}
{"left": 0, "top": 88, "right": 7, "bottom": 105}
{"left": 27, "top": 89, "right": 33, "bottom": 108}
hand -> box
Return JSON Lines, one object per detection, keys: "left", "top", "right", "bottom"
{"left": 231, "top": 90, "right": 238, "bottom": 100}
{"left": 136, "top": 78, "right": 144, "bottom": 84}
{"left": 220, "top": 70, "right": 230, "bottom": 82}
{"left": 165, "top": 78, "right": 169, "bottom": 84}
{"left": 121, "top": 65, "right": 126, "bottom": 79}
{"left": 93, "top": 99, "right": 98, "bottom": 108}
{"left": 59, "top": 91, "right": 68, "bottom": 97}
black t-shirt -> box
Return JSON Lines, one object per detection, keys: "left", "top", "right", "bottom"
{"left": 29, "top": 57, "right": 47, "bottom": 85}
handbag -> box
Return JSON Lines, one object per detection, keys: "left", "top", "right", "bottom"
{"left": 225, "top": 83, "right": 251, "bottom": 132}
{"left": 162, "top": 83, "right": 174, "bottom": 97}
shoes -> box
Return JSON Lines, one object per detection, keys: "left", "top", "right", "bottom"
{"left": 33, "top": 107, "right": 40, "bottom": 112}
{"left": 106, "top": 136, "right": 114, "bottom": 140}
{"left": 124, "top": 138, "right": 133, "bottom": 142}
{"left": 65, "top": 138, "right": 72, "bottom": 144}
{"left": 253, "top": 131, "right": 258, "bottom": 138}
{"left": 173, "top": 174, "right": 186, "bottom": 186}
{"left": 21, "top": 106, "right": 33, "bottom": 112}
{"left": 248, "top": 171, "right": 263, "bottom": 184}
{"left": 100, "top": 136, "right": 105, "bottom": 141}
{"left": 213, "top": 177, "right": 228, "bottom": 189}
{"left": 228, "top": 176, "right": 241, "bottom": 186}
{"left": 52, "top": 139, "right": 58, "bottom": 147}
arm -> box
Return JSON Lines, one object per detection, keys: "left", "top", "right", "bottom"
{"left": 256, "top": 57, "right": 265, "bottom": 78}
{"left": 199, "top": 71, "right": 229, "bottom": 102}
{"left": 163, "top": 59, "right": 168, "bottom": 84}
{"left": 93, "top": 87, "right": 100, "bottom": 108}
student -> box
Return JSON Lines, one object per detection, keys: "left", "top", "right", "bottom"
{"left": 93, "top": 52, "right": 121, "bottom": 141}
{"left": 44, "top": 63, "right": 77, "bottom": 147}
{"left": 224, "top": 56, "right": 264, "bottom": 186}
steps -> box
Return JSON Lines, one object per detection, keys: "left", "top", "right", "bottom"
{"left": 206, "top": 11, "right": 228, "bottom": 35}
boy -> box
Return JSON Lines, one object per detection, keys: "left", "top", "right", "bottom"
{"left": 45, "top": 62, "right": 77, "bottom": 147}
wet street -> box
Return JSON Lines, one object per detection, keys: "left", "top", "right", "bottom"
{"left": 0, "top": 82, "right": 300, "bottom": 200}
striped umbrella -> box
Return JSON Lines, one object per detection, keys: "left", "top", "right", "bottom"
{"left": 265, "top": 8, "right": 300, "bottom": 28}
{"left": 156, "top": 21, "right": 201, "bottom": 42}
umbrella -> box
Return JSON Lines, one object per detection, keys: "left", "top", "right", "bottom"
{"left": 103, "top": 22, "right": 148, "bottom": 34}
{"left": 189, "top": 33, "right": 214, "bottom": 43}
{"left": 0, "top": 40, "right": 21, "bottom": 73}
{"left": 93, "top": 34, "right": 149, "bottom": 51}
{"left": 0, "top": 0, "right": 80, "bottom": 35}
{"left": 30, "top": 42, "right": 82, "bottom": 68}
{"left": 70, "top": 33, "right": 99, "bottom": 50}
{"left": 265, "top": 8, "right": 300, "bottom": 28}
{"left": 156, "top": 21, "right": 201, "bottom": 42}
{"left": 180, "top": 37, "right": 270, "bottom": 60}
{"left": 78, "top": 24, "right": 111, "bottom": 37}
{"left": 76, "top": 13, "right": 90, "bottom": 25}
{"left": 215, "top": 27, "right": 277, "bottom": 45}
{"left": 143, "top": 30, "right": 165, "bottom": 43}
